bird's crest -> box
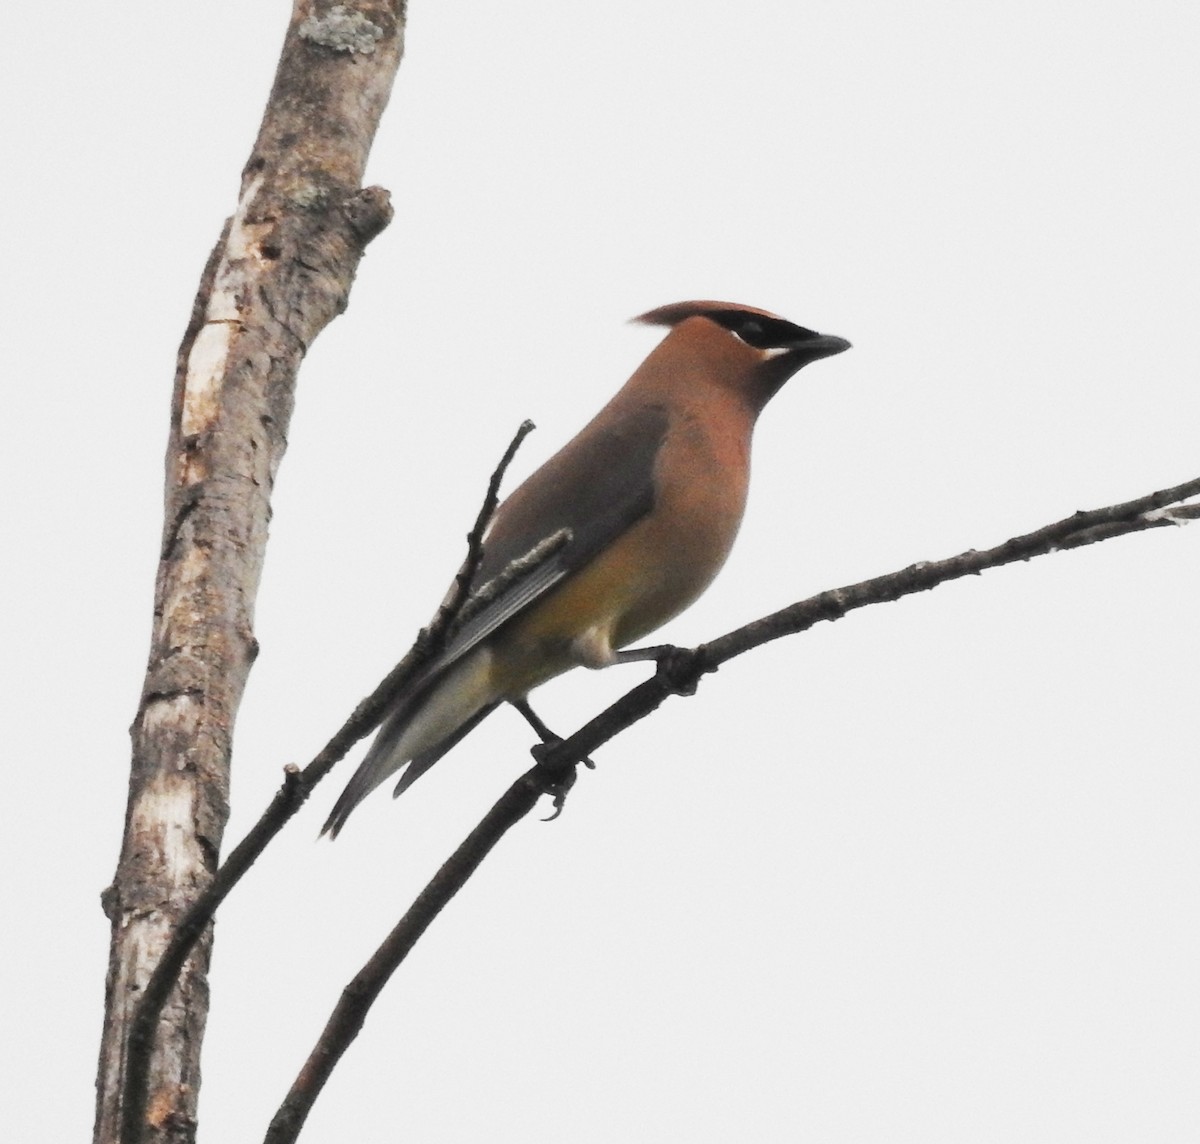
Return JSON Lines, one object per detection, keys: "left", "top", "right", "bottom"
{"left": 633, "top": 300, "right": 784, "bottom": 328}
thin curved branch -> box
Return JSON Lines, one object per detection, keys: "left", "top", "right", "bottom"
{"left": 539, "top": 475, "right": 1200, "bottom": 768}
{"left": 264, "top": 770, "right": 550, "bottom": 1144}
{"left": 118, "top": 420, "right": 535, "bottom": 1144}
{"left": 264, "top": 474, "right": 1199, "bottom": 1141}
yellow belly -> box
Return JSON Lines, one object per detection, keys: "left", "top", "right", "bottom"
{"left": 487, "top": 480, "right": 744, "bottom": 696}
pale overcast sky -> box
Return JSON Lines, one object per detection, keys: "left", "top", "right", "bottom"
{"left": 3, "top": 2, "right": 1199, "bottom": 1141}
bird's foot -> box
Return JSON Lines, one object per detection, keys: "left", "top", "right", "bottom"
{"left": 513, "top": 697, "right": 596, "bottom": 769}
{"left": 514, "top": 697, "right": 594, "bottom": 820}
{"left": 617, "top": 643, "right": 704, "bottom": 696}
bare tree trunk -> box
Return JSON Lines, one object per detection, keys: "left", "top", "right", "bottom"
{"left": 95, "top": 5, "right": 406, "bottom": 1142}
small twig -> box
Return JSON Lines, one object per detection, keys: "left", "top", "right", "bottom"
{"left": 700, "top": 473, "right": 1200, "bottom": 669}
{"left": 451, "top": 526, "right": 571, "bottom": 636}
{"left": 263, "top": 474, "right": 1199, "bottom": 1141}
{"left": 440, "top": 419, "right": 536, "bottom": 627}
{"left": 120, "top": 422, "right": 535, "bottom": 1144}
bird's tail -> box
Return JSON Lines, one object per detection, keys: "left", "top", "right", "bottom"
{"left": 321, "top": 650, "right": 496, "bottom": 838}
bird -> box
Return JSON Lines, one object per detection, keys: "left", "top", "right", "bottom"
{"left": 322, "top": 301, "right": 850, "bottom": 836}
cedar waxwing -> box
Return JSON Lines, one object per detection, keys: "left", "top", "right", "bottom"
{"left": 322, "top": 302, "right": 850, "bottom": 836}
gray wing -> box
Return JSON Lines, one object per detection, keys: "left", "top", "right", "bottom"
{"left": 321, "top": 402, "right": 668, "bottom": 837}
{"left": 417, "top": 400, "right": 670, "bottom": 684}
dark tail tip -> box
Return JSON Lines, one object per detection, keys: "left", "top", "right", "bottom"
{"left": 320, "top": 787, "right": 360, "bottom": 840}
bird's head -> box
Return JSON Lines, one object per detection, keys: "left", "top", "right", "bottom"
{"left": 634, "top": 301, "right": 850, "bottom": 409}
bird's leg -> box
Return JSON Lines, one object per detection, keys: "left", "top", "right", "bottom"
{"left": 614, "top": 643, "right": 702, "bottom": 696}
{"left": 509, "top": 697, "right": 594, "bottom": 821}
{"left": 511, "top": 696, "right": 556, "bottom": 743}
{"left": 613, "top": 643, "right": 677, "bottom": 664}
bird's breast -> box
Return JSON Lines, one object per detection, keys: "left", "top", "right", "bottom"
{"left": 489, "top": 401, "right": 751, "bottom": 695}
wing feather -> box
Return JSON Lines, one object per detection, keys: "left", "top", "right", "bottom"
{"left": 322, "top": 402, "right": 669, "bottom": 835}
{"left": 411, "top": 401, "right": 669, "bottom": 695}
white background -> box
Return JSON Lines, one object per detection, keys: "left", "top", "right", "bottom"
{"left": 3, "top": 2, "right": 1199, "bottom": 1140}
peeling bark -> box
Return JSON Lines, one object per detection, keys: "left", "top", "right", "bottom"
{"left": 95, "top": 5, "right": 405, "bottom": 1143}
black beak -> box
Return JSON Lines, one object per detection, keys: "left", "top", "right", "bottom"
{"left": 754, "top": 328, "right": 851, "bottom": 405}
{"left": 790, "top": 332, "right": 852, "bottom": 363}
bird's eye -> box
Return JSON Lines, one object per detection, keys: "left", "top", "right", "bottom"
{"left": 735, "top": 320, "right": 766, "bottom": 345}
{"left": 708, "top": 310, "right": 824, "bottom": 350}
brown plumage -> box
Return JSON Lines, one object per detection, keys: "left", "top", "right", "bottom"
{"left": 322, "top": 302, "right": 849, "bottom": 836}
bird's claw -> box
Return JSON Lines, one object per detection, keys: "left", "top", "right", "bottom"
{"left": 539, "top": 764, "right": 578, "bottom": 821}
